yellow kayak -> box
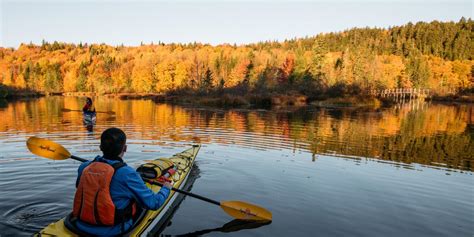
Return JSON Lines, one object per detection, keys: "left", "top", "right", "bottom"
{"left": 35, "top": 145, "right": 201, "bottom": 237}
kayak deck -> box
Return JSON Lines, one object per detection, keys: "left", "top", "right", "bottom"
{"left": 35, "top": 145, "right": 201, "bottom": 237}
{"left": 82, "top": 113, "right": 96, "bottom": 125}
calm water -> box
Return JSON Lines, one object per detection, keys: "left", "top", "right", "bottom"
{"left": 0, "top": 97, "right": 473, "bottom": 236}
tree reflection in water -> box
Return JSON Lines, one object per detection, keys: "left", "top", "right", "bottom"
{"left": 0, "top": 97, "right": 472, "bottom": 171}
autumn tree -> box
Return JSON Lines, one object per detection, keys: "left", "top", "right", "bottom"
{"left": 131, "top": 55, "right": 156, "bottom": 93}
{"left": 154, "top": 61, "right": 175, "bottom": 93}
{"left": 76, "top": 61, "right": 89, "bottom": 92}
{"left": 405, "top": 49, "right": 431, "bottom": 88}
{"left": 174, "top": 61, "right": 190, "bottom": 90}
{"left": 199, "top": 67, "right": 213, "bottom": 94}
{"left": 278, "top": 54, "right": 295, "bottom": 85}
{"left": 44, "top": 63, "right": 62, "bottom": 92}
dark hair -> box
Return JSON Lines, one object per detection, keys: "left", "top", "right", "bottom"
{"left": 100, "top": 127, "right": 126, "bottom": 158}
{"left": 86, "top": 97, "right": 92, "bottom": 104}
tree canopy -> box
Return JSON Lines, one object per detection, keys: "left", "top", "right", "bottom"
{"left": 0, "top": 18, "right": 472, "bottom": 97}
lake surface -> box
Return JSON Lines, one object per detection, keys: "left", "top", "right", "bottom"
{"left": 0, "top": 97, "right": 473, "bottom": 236}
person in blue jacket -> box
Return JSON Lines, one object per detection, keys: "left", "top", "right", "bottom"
{"left": 73, "top": 127, "right": 172, "bottom": 236}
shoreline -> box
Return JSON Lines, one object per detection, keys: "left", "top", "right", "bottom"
{"left": 428, "top": 94, "right": 474, "bottom": 104}
{"left": 3, "top": 91, "right": 473, "bottom": 108}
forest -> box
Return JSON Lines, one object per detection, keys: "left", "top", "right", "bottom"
{"left": 0, "top": 18, "right": 472, "bottom": 100}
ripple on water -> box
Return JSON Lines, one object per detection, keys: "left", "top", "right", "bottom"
{"left": 0, "top": 98, "right": 473, "bottom": 236}
{"left": 0, "top": 201, "right": 67, "bottom": 235}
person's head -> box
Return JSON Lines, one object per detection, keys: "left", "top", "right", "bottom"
{"left": 86, "top": 97, "right": 92, "bottom": 105}
{"left": 100, "top": 127, "right": 127, "bottom": 159}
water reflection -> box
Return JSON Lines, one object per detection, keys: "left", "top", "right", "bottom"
{"left": 171, "top": 219, "right": 271, "bottom": 236}
{"left": 0, "top": 96, "right": 473, "bottom": 237}
{"left": 0, "top": 96, "right": 472, "bottom": 171}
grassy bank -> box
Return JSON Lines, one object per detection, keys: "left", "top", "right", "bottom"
{"left": 430, "top": 93, "right": 474, "bottom": 103}
{"left": 152, "top": 93, "right": 307, "bottom": 108}
{"left": 0, "top": 85, "right": 44, "bottom": 99}
{"left": 63, "top": 92, "right": 166, "bottom": 100}
{"left": 155, "top": 94, "right": 389, "bottom": 109}
{"left": 311, "top": 96, "right": 384, "bottom": 108}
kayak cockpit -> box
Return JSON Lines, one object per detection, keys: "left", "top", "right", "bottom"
{"left": 63, "top": 208, "right": 149, "bottom": 237}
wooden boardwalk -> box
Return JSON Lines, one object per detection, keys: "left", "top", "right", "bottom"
{"left": 370, "top": 88, "right": 430, "bottom": 101}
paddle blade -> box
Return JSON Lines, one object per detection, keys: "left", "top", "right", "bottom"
{"left": 220, "top": 201, "right": 272, "bottom": 221}
{"left": 26, "top": 137, "right": 71, "bottom": 160}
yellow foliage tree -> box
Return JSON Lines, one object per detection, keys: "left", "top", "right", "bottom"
{"left": 174, "top": 61, "right": 190, "bottom": 89}
{"left": 131, "top": 56, "right": 155, "bottom": 93}
{"left": 154, "top": 61, "right": 175, "bottom": 92}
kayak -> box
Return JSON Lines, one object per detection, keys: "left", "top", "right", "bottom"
{"left": 34, "top": 144, "right": 201, "bottom": 236}
{"left": 82, "top": 112, "right": 96, "bottom": 125}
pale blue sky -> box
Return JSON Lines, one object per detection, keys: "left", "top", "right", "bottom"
{"left": 1, "top": 0, "right": 472, "bottom": 48}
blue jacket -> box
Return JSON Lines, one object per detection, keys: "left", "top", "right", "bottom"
{"left": 75, "top": 156, "right": 170, "bottom": 236}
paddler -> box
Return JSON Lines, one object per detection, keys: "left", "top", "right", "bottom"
{"left": 82, "top": 97, "right": 96, "bottom": 114}
{"left": 72, "top": 127, "right": 172, "bottom": 235}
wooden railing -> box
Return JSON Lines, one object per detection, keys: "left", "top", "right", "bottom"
{"left": 370, "top": 88, "right": 431, "bottom": 101}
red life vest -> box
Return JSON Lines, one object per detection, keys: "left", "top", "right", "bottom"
{"left": 73, "top": 161, "right": 135, "bottom": 226}
{"left": 83, "top": 103, "right": 95, "bottom": 113}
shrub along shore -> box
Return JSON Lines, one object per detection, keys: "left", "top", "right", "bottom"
{"left": 3, "top": 83, "right": 474, "bottom": 109}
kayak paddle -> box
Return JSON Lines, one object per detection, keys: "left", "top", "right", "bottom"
{"left": 26, "top": 136, "right": 87, "bottom": 162}
{"left": 26, "top": 136, "right": 272, "bottom": 222}
{"left": 145, "top": 179, "right": 272, "bottom": 221}
{"left": 62, "top": 108, "right": 116, "bottom": 115}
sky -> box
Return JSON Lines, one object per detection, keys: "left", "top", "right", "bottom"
{"left": 0, "top": 0, "right": 472, "bottom": 48}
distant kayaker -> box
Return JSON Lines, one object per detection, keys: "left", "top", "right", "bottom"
{"left": 72, "top": 127, "right": 172, "bottom": 236}
{"left": 82, "top": 97, "right": 96, "bottom": 114}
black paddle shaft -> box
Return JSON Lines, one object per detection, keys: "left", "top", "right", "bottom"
{"left": 145, "top": 179, "right": 221, "bottom": 206}
{"left": 67, "top": 155, "right": 220, "bottom": 206}
{"left": 70, "top": 155, "right": 88, "bottom": 162}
